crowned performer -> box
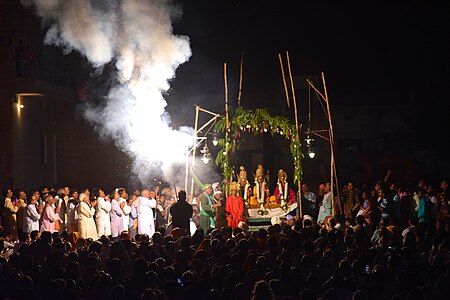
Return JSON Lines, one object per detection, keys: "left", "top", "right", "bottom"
{"left": 237, "top": 166, "right": 251, "bottom": 207}
{"left": 274, "top": 169, "right": 296, "bottom": 209}
{"left": 253, "top": 165, "right": 270, "bottom": 212}
{"left": 226, "top": 182, "right": 245, "bottom": 229}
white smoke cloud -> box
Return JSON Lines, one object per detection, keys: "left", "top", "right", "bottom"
{"left": 23, "top": 0, "right": 194, "bottom": 183}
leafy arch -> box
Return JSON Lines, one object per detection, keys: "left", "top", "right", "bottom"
{"left": 215, "top": 107, "right": 303, "bottom": 191}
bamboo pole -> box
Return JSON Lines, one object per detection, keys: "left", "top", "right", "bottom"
{"left": 237, "top": 52, "right": 244, "bottom": 107}
{"left": 306, "top": 79, "right": 329, "bottom": 120}
{"left": 278, "top": 53, "right": 291, "bottom": 109}
{"left": 224, "top": 63, "right": 229, "bottom": 131}
{"left": 224, "top": 63, "right": 230, "bottom": 197}
{"left": 321, "top": 72, "right": 340, "bottom": 215}
{"left": 285, "top": 51, "right": 302, "bottom": 217}
{"left": 185, "top": 144, "right": 189, "bottom": 193}
{"left": 286, "top": 52, "right": 299, "bottom": 136}
{"left": 190, "top": 106, "right": 200, "bottom": 203}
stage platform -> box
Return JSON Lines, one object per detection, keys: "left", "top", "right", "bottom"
{"left": 246, "top": 202, "right": 297, "bottom": 231}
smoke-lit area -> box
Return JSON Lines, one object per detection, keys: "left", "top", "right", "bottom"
{"left": 22, "top": 0, "right": 202, "bottom": 185}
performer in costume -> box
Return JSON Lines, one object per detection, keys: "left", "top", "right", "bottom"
{"left": 273, "top": 169, "right": 296, "bottom": 208}
{"left": 252, "top": 164, "right": 270, "bottom": 212}
{"left": 226, "top": 182, "right": 245, "bottom": 229}
{"left": 237, "top": 166, "right": 251, "bottom": 206}
{"left": 190, "top": 167, "right": 216, "bottom": 233}
{"left": 198, "top": 184, "right": 215, "bottom": 233}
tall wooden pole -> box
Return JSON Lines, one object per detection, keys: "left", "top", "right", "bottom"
{"left": 278, "top": 53, "right": 291, "bottom": 109}
{"left": 286, "top": 51, "right": 302, "bottom": 217}
{"left": 185, "top": 144, "right": 189, "bottom": 193}
{"left": 321, "top": 72, "right": 340, "bottom": 215}
{"left": 224, "top": 63, "right": 230, "bottom": 197}
{"left": 224, "top": 63, "right": 229, "bottom": 131}
{"left": 237, "top": 52, "right": 244, "bottom": 107}
{"left": 286, "top": 52, "right": 299, "bottom": 137}
{"left": 190, "top": 106, "right": 200, "bottom": 202}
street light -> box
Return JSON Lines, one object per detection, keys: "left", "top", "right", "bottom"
{"left": 200, "top": 143, "right": 211, "bottom": 164}
{"left": 212, "top": 134, "right": 219, "bottom": 146}
{"left": 305, "top": 134, "right": 315, "bottom": 159}
{"left": 14, "top": 98, "right": 24, "bottom": 109}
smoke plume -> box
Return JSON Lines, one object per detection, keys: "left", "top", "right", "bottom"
{"left": 23, "top": 0, "right": 194, "bottom": 184}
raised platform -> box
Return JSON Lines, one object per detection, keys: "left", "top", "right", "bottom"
{"left": 246, "top": 202, "right": 297, "bottom": 231}
{"left": 247, "top": 202, "right": 297, "bottom": 219}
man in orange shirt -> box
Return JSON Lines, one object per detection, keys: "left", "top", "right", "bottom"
{"left": 226, "top": 182, "right": 245, "bottom": 229}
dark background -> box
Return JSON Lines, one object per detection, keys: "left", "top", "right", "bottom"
{"left": 166, "top": 0, "right": 450, "bottom": 187}
{"left": 1, "top": 0, "right": 449, "bottom": 191}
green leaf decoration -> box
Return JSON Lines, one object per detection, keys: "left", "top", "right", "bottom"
{"left": 215, "top": 107, "right": 303, "bottom": 192}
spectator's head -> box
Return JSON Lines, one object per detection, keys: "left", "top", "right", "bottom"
{"left": 352, "top": 289, "right": 368, "bottom": 300}
{"left": 251, "top": 280, "right": 274, "bottom": 300}
{"left": 30, "top": 230, "right": 39, "bottom": 241}
{"left": 178, "top": 190, "right": 187, "bottom": 202}
{"left": 2, "top": 188, "right": 13, "bottom": 198}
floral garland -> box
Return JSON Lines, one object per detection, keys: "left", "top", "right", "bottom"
{"left": 277, "top": 181, "right": 289, "bottom": 212}
{"left": 215, "top": 107, "right": 304, "bottom": 194}
{"left": 243, "top": 183, "right": 250, "bottom": 208}
{"left": 256, "top": 181, "right": 268, "bottom": 216}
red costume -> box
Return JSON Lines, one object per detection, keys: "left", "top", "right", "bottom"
{"left": 274, "top": 182, "right": 297, "bottom": 205}
{"left": 226, "top": 195, "right": 245, "bottom": 228}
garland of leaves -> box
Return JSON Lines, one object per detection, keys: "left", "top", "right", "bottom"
{"left": 215, "top": 107, "right": 303, "bottom": 192}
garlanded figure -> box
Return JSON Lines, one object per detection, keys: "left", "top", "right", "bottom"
{"left": 237, "top": 166, "right": 251, "bottom": 208}
{"left": 226, "top": 182, "right": 245, "bottom": 229}
{"left": 253, "top": 164, "right": 270, "bottom": 215}
{"left": 273, "top": 169, "right": 296, "bottom": 211}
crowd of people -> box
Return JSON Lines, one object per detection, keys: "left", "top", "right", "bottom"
{"left": 0, "top": 173, "right": 449, "bottom": 300}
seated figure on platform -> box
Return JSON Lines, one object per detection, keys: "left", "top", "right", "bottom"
{"left": 237, "top": 166, "right": 251, "bottom": 206}
{"left": 251, "top": 165, "right": 270, "bottom": 206}
{"left": 273, "top": 169, "right": 296, "bottom": 207}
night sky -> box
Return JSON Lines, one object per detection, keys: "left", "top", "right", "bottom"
{"left": 165, "top": 0, "right": 449, "bottom": 129}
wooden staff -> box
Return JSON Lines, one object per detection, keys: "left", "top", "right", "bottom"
{"left": 286, "top": 51, "right": 303, "bottom": 218}
{"left": 278, "top": 53, "right": 291, "bottom": 109}
{"left": 237, "top": 52, "right": 244, "bottom": 107}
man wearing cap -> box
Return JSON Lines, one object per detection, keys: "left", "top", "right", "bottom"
{"left": 226, "top": 182, "right": 245, "bottom": 229}
{"left": 274, "top": 169, "right": 296, "bottom": 206}
{"left": 198, "top": 185, "right": 216, "bottom": 233}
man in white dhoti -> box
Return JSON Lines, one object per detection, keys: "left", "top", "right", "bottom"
{"left": 137, "top": 189, "right": 157, "bottom": 237}
{"left": 94, "top": 188, "right": 111, "bottom": 238}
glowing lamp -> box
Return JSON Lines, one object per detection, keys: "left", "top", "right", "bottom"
{"left": 200, "top": 144, "right": 211, "bottom": 164}
{"left": 212, "top": 136, "right": 219, "bottom": 146}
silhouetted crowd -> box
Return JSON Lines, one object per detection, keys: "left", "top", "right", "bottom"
{"left": 0, "top": 177, "right": 449, "bottom": 300}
